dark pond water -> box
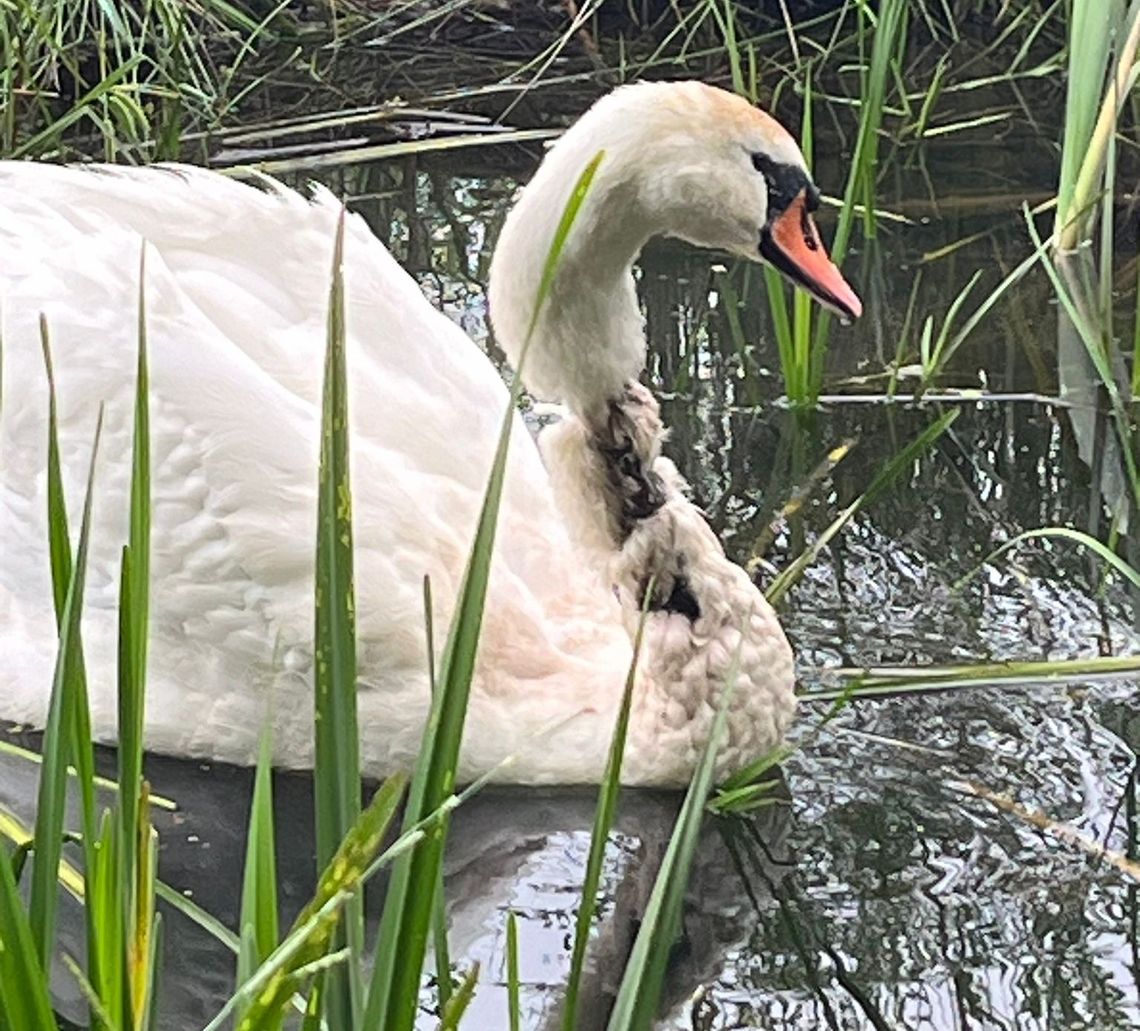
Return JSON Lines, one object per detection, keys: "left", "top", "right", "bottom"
{"left": 5, "top": 39, "right": 1140, "bottom": 1031}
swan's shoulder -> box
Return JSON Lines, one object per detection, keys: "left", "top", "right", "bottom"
{"left": 0, "top": 161, "right": 606, "bottom": 766}
{"left": 0, "top": 162, "right": 502, "bottom": 413}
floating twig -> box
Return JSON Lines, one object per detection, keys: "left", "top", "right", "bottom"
{"left": 960, "top": 780, "right": 1140, "bottom": 883}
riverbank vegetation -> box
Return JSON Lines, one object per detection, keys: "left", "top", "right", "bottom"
{"left": 3, "top": 2, "right": 1140, "bottom": 1028}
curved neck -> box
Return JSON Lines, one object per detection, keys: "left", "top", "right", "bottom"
{"left": 489, "top": 142, "right": 657, "bottom": 421}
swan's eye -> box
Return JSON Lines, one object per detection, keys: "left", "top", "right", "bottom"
{"left": 750, "top": 152, "right": 813, "bottom": 219}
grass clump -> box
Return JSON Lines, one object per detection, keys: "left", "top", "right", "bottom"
{"left": 0, "top": 0, "right": 286, "bottom": 161}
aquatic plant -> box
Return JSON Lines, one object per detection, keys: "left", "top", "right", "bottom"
{"left": 937, "top": 0, "right": 1140, "bottom": 614}
{"left": 1047, "top": 0, "right": 1140, "bottom": 518}
{"left": 711, "top": 0, "right": 907, "bottom": 406}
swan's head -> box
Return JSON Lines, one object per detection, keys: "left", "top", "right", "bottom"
{"left": 490, "top": 80, "right": 861, "bottom": 413}
{"left": 612, "top": 81, "right": 861, "bottom": 322}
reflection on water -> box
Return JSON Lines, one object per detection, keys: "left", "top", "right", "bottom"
{"left": 6, "top": 90, "right": 1140, "bottom": 1030}
{"left": 0, "top": 746, "right": 792, "bottom": 1030}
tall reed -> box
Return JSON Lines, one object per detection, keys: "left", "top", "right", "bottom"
{"left": 1046, "top": 0, "right": 1140, "bottom": 519}
{"left": 363, "top": 149, "right": 606, "bottom": 1030}
{"left": 0, "top": 276, "right": 161, "bottom": 1029}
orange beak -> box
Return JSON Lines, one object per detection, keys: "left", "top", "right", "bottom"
{"left": 760, "top": 190, "right": 862, "bottom": 323}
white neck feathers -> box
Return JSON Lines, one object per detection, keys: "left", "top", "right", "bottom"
{"left": 488, "top": 86, "right": 686, "bottom": 420}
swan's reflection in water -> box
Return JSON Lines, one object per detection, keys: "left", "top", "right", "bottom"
{"left": 0, "top": 735, "right": 792, "bottom": 1030}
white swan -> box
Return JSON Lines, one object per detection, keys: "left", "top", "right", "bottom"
{"left": 0, "top": 81, "right": 860, "bottom": 787}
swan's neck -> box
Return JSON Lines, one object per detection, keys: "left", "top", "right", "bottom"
{"left": 488, "top": 144, "right": 657, "bottom": 422}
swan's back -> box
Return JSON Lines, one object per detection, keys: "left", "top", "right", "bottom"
{"left": 0, "top": 163, "right": 628, "bottom": 774}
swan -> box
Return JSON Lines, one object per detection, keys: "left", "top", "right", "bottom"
{"left": 0, "top": 81, "right": 861, "bottom": 787}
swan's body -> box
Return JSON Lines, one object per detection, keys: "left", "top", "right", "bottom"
{"left": 0, "top": 82, "right": 858, "bottom": 785}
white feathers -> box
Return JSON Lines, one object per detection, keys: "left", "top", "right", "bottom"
{"left": 0, "top": 162, "right": 618, "bottom": 778}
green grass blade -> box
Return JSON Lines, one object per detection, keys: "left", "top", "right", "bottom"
{"left": 1025, "top": 208, "right": 1140, "bottom": 508}
{"left": 357, "top": 715, "right": 587, "bottom": 891}
{"left": 939, "top": 245, "right": 1046, "bottom": 370}
{"left": 363, "top": 150, "right": 605, "bottom": 1031}
{"left": 562, "top": 587, "right": 653, "bottom": 1031}
{"left": 0, "top": 849, "right": 58, "bottom": 1031}
{"left": 38, "top": 315, "right": 104, "bottom": 1025}
{"left": 921, "top": 269, "right": 986, "bottom": 390}
{"left": 797, "top": 69, "right": 822, "bottom": 399}
{"left": 713, "top": 684, "right": 860, "bottom": 816}
{"left": 0, "top": 743, "right": 175, "bottom": 809}
{"left": 220, "top": 775, "right": 405, "bottom": 1031}
{"left": 426, "top": 577, "right": 451, "bottom": 1013}
{"left": 300, "top": 976, "right": 325, "bottom": 1031}
{"left": 237, "top": 727, "right": 280, "bottom": 1027}
{"left": 958, "top": 526, "right": 1140, "bottom": 591}
{"left": 0, "top": 807, "right": 84, "bottom": 900}
{"left": 506, "top": 911, "right": 520, "bottom": 1031}
{"left": 716, "top": 743, "right": 794, "bottom": 799}
{"left": 809, "top": 0, "right": 906, "bottom": 371}
{"left": 30, "top": 402, "right": 104, "bottom": 971}
{"left": 91, "top": 810, "right": 126, "bottom": 1026}
{"left": 62, "top": 953, "right": 121, "bottom": 1031}
{"left": 143, "top": 910, "right": 164, "bottom": 1031}
{"left": 832, "top": 0, "right": 907, "bottom": 263}
{"left": 313, "top": 207, "right": 364, "bottom": 1026}
{"left": 1133, "top": 240, "right": 1140, "bottom": 401}
{"left": 432, "top": 859, "right": 452, "bottom": 1012}
{"left": 1055, "top": 0, "right": 1138, "bottom": 248}
{"left": 156, "top": 880, "right": 239, "bottom": 951}
{"left": 763, "top": 265, "right": 796, "bottom": 398}
{"left": 527, "top": 150, "right": 606, "bottom": 341}
{"left": 128, "top": 788, "right": 159, "bottom": 1031}
{"left": 807, "top": 654, "right": 1140, "bottom": 701}
{"left": 438, "top": 964, "right": 479, "bottom": 1031}
{"left": 217, "top": 895, "right": 351, "bottom": 1031}
{"left": 118, "top": 246, "right": 152, "bottom": 921}
{"left": 606, "top": 629, "right": 747, "bottom": 1030}
{"left": 10, "top": 55, "right": 145, "bottom": 160}
{"left": 103, "top": 248, "right": 155, "bottom": 1031}
{"left": 157, "top": 877, "right": 314, "bottom": 1023}
{"left": 41, "top": 317, "right": 73, "bottom": 623}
